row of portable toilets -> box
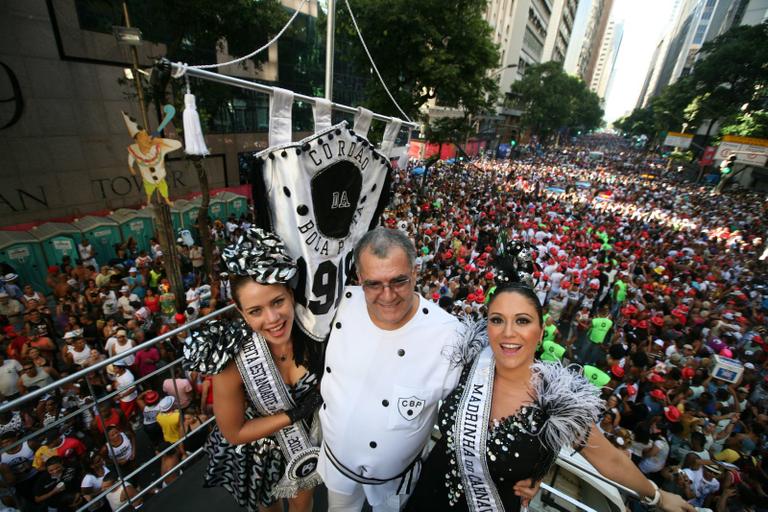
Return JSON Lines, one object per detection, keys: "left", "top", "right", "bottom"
{"left": 0, "top": 192, "right": 249, "bottom": 293}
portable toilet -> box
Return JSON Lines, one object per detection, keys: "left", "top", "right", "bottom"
{"left": 178, "top": 198, "right": 201, "bottom": 233}
{"left": 140, "top": 204, "right": 181, "bottom": 234}
{"left": 109, "top": 209, "right": 155, "bottom": 254}
{"left": 216, "top": 191, "right": 249, "bottom": 219}
{"left": 207, "top": 195, "right": 227, "bottom": 223}
{"left": 72, "top": 216, "right": 121, "bottom": 266}
{"left": 30, "top": 222, "right": 81, "bottom": 267}
{"left": 0, "top": 231, "right": 49, "bottom": 293}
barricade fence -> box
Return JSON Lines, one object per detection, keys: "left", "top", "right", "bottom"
{"left": 1, "top": 303, "right": 641, "bottom": 511}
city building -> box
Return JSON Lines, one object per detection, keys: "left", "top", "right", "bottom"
{"left": 589, "top": 19, "right": 624, "bottom": 100}
{"left": 639, "top": 0, "right": 767, "bottom": 108}
{"left": 0, "top": 0, "right": 325, "bottom": 225}
{"left": 564, "top": 0, "right": 614, "bottom": 84}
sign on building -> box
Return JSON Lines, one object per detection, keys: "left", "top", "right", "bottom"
{"left": 663, "top": 132, "right": 694, "bottom": 148}
{"left": 713, "top": 135, "right": 768, "bottom": 166}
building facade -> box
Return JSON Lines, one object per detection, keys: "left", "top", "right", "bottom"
{"left": 0, "top": 0, "right": 325, "bottom": 226}
{"left": 588, "top": 19, "right": 623, "bottom": 100}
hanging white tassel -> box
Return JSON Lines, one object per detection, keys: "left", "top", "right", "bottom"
{"left": 183, "top": 83, "right": 209, "bottom": 156}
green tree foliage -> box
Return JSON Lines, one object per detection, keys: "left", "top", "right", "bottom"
{"left": 649, "top": 22, "right": 768, "bottom": 137}
{"left": 509, "top": 61, "right": 603, "bottom": 138}
{"left": 720, "top": 110, "right": 768, "bottom": 139}
{"left": 613, "top": 107, "right": 656, "bottom": 137}
{"left": 333, "top": 0, "right": 500, "bottom": 120}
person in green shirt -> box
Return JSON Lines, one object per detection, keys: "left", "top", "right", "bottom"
{"left": 159, "top": 283, "right": 176, "bottom": 323}
{"left": 541, "top": 315, "right": 559, "bottom": 346}
{"left": 612, "top": 277, "right": 628, "bottom": 317}
{"left": 578, "top": 307, "right": 613, "bottom": 365}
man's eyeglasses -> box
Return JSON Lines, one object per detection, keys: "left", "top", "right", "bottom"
{"left": 361, "top": 276, "right": 412, "bottom": 293}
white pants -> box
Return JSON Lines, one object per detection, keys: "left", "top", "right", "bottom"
{"left": 327, "top": 486, "right": 407, "bottom": 512}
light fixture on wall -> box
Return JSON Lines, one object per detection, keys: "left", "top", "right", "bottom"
{"left": 112, "top": 26, "right": 143, "bottom": 46}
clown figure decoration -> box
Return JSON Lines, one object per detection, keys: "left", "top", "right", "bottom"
{"left": 122, "top": 109, "right": 182, "bottom": 205}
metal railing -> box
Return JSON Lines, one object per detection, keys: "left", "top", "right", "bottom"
{"left": 2, "top": 301, "right": 645, "bottom": 511}
{"left": 1, "top": 304, "right": 236, "bottom": 512}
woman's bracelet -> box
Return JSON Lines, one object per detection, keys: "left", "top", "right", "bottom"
{"left": 640, "top": 480, "right": 661, "bottom": 507}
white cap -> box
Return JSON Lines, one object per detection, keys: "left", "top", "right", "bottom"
{"left": 120, "top": 286, "right": 129, "bottom": 293}
{"left": 653, "top": 339, "right": 664, "bottom": 346}
{"left": 128, "top": 267, "right": 137, "bottom": 273}
{"left": 745, "top": 362, "right": 755, "bottom": 370}
{"left": 158, "top": 396, "right": 175, "bottom": 412}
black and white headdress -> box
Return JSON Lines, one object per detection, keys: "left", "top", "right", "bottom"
{"left": 221, "top": 227, "right": 297, "bottom": 284}
{"left": 492, "top": 233, "right": 538, "bottom": 289}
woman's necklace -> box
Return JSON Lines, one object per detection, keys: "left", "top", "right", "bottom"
{"left": 272, "top": 345, "right": 292, "bottom": 363}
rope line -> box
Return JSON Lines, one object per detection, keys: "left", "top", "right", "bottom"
{"left": 173, "top": 0, "right": 309, "bottom": 73}
{"left": 343, "top": 0, "right": 413, "bottom": 123}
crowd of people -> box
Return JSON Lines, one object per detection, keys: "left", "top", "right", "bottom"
{"left": 0, "top": 214, "right": 253, "bottom": 511}
{"left": 0, "top": 134, "right": 766, "bottom": 512}
{"left": 381, "top": 136, "right": 767, "bottom": 511}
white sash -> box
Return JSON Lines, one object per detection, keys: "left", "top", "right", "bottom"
{"left": 454, "top": 346, "right": 505, "bottom": 512}
{"left": 235, "top": 332, "right": 321, "bottom": 498}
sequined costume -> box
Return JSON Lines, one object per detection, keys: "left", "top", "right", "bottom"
{"left": 184, "top": 320, "right": 322, "bottom": 511}
{"left": 405, "top": 361, "right": 602, "bottom": 512}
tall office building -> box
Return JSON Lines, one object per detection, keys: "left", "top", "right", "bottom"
{"left": 542, "top": 0, "right": 581, "bottom": 64}
{"left": 589, "top": 19, "right": 624, "bottom": 99}
{"left": 563, "top": 0, "right": 614, "bottom": 82}
{"left": 639, "top": 0, "right": 765, "bottom": 107}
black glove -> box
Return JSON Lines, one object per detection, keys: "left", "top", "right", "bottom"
{"left": 286, "top": 387, "right": 323, "bottom": 424}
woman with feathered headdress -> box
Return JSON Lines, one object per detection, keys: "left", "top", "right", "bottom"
{"left": 184, "top": 228, "right": 324, "bottom": 512}
{"left": 405, "top": 240, "right": 695, "bottom": 512}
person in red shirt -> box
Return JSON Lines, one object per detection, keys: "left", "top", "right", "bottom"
{"left": 144, "top": 288, "right": 160, "bottom": 314}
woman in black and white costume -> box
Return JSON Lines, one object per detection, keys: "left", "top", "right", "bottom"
{"left": 405, "top": 241, "right": 695, "bottom": 512}
{"left": 184, "top": 228, "right": 324, "bottom": 512}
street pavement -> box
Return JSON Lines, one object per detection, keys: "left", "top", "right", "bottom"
{"left": 143, "top": 455, "right": 332, "bottom": 512}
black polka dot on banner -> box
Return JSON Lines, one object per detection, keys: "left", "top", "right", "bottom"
{"left": 369, "top": 441, "right": 377, "bottom": 448}
{"left": 281, "top": 150, "right": 287, "bottom": 158}
{"left": 345, "top": 291, "right": 352, "bottom": 298}
{"left": 296, "top": 149, "right": 302, "bottom": 155}
{"left": 317, "top": 138, "right": 323, "bottom": 144}
{"left": 422, "top": 308, "right": 429, "bottom": 314}
{"left": 268, "top": 153, "right": 275, "bottom": 160}
{"left": 296, "top": 205, "right": 309, "bottom": 216}
{"left": 326, "top": 366, "right": 331, "bottom": 373}
{"left": 335, "top": 129, "right": 341, "bottom": 135}
{"left": 328, "top": 133, "right": 334, "bottom": 140}
{"left": 360, "top": 196, "right": 366, "bottom": 204}
{"left": 362, "top": 140, "right": 368, "bottom": 147}
{"left": 335, "top": 322, "right": 342, "bottom": 329}
{"left": 382, "top": 400, "right": 389, "bottom": 407}
{"left": 371, "top": 183, "right": 377, "bottom": 192}
{"left": 349, "top": 130, "right": 356, "bottom": 136}
{"left": 283, "top": 187, "right": 291, "bottom": 197}
{"left": 397, "top": 349, "right": 405, "bottom": 357}
{"left": 302, "top": 143, "right": 310, "bottom": 151}
{"left": 406, "top": 409, "right": 413, "bottom": 416}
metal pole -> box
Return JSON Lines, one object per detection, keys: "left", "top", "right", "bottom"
{"left": 122, "top": 2, "right": 149, "bottom": 130}
{"left": 325, "top": 0, "right": 335, "bottom": 101}
{"left": 121, "top": 2, "right": 186, "bottom": 312}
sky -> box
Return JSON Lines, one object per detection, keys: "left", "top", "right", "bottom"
{"left": 602, "top": 0, "right": 678, "bottom": 124}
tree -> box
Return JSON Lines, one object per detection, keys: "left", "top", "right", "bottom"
{"left": 333, "top": 0, "right": 500, "bottom": 120}
{"left": 613, "top": 107, "right": 656, "bottom": 137}
{"left": 720, "top": 110, "right": 768, "bottom": 139}
{"left": 509, "top": 61, "right": 603, "bottom": 140}
{"left": 649, "top": 22, "right": 768, "bottom": 138}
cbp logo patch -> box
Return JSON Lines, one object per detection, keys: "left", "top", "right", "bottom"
{"left": 398, "top": 396, "right": 426, "bottom": 420}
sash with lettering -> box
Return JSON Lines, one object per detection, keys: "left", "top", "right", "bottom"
{"left": 454, "top": 346, "right": 504, "bottom": 512}
{"left": 251, "top": 89, "right": 403, "bottom": 341}
{"left": 235, "top": 331, "right": 322, "bottom": 498}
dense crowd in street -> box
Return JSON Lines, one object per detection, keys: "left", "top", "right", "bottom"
{"left": 0, "top": 134, "right": 766, "bottom": 511}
